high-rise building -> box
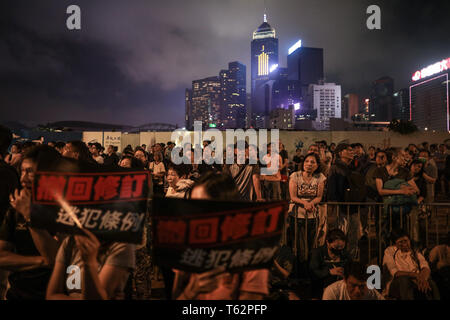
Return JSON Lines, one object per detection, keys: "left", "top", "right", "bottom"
{"left": 308, "top": 82, "right": 341, "bottom": 130}
{"left": 342, "top": 93, "right": 359, "bottom": 120}
{"left": 393, "top": 88, "right": 410, "bottom": 121}
{"left": 185, "top": 89, "right": 192, "bottom": 129}
{"left": 410, "top": 57, "right": 450, "bottom": 131}
{"left": 220, "top": 62, "right": 246, "bottom": 129}
{"left": 270, "top": 105, "right": 295, "bottom": 129}
{"left": 369, "top": 76, "right": 394, "bottom": 121}
{"left": 287, "top": 45, "right": 324, "bottom": 104}
{"left": 251, "top": 14, "right": 279, "bottom": 126}
{"left": 190, "top": 76, "right": 221, "bottom": 130}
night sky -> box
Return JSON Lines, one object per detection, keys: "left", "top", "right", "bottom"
{"left": 1, "top": 0, "right": 449, "bottom": 127}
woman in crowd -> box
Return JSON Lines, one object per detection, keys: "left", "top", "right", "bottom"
{"left": 134, "top": 148, "right": 148, "bottom": 169}
{"left": 172, "top": 172, "right": 269, "bottom": 300}
{"left": 119, "top": 155, "right": 144, "bottom": 169}
{"left": 288, "top": 152, "right": 326, "bottom": 273}
{"left": 165, "top": 164, "right": 194, "bottom": 199}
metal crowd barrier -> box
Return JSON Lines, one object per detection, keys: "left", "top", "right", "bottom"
{"left": 282, "top": 202, "right": 450, "bottom": 265}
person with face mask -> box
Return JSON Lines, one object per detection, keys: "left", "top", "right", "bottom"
{"left": 309, "top": 229, "right": 351, "bottom": 298}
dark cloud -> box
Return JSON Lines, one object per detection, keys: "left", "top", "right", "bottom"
{"left": 1, "top": 0, "right": 449, "bottom": 126}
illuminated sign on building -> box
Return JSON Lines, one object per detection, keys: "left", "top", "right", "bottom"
{"left": 270, "top": 64, "right": 279, "bottom": 73}
{"left": 294, "top": 103, "right": 300, "bottom": 110}
{"left": 258, "top": 46, "right": 269, "bottom": 76}
{"left": 412, "top": 57, "right": 450, "bottom": 82}
{"left": 288, "top": 40, "right": 302, "bottom": 55}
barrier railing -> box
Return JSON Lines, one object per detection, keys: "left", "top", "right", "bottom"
{"left": 283, "top": 202, "right": 450, "bottom": 266}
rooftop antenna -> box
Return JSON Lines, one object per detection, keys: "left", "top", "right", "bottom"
{"left": 264, "top": 0, "right": 267, "bottom": 22}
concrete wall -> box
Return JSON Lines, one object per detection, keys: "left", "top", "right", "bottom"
{"left": 50, "top": 130, "right": 450, "bottom": 158}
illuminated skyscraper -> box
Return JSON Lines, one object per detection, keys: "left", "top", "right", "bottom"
{"left": 220, "top": 61, "right": 246, "bottom": 129}
{"left": 251, "top": 14, "right": 279, "bottom": 126}
{"left": 190, "top": 77, "right": 221, "bottom": 130}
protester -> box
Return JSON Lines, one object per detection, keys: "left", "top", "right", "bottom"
{"left": 261, "top": 143, "right": 282, "bottom": 201}
{"left": 165, "top": 164, "right": 194, "bottom": 199}
{"left": 0, "top": 126, "right": 21, "bottom": 299}
{"left": 292, "top": 148, "right": 304, "bottom": 173}
{"left": 63, "top": 141, "right": 96, "bottom": 164}
{"left": 310, "top": 229, "right": 351, "bottom": 298}
{"left": 46, "top": 228, "right": 136, "bottom": 300}
{"left": 222, "top": 142, "right": 263, "bottom": 201}
{"left": 103, "top": 145, "right": 119, "bottom": 166}
{"left": 149, "top": 152, "right": 166, "bottom": 196}
{"left": 288, "top": 152, "right": 326, "bottom": 267}
{"left": 428, "top": 234, "right": 450, "bottom": 300}
{"left": 322, "top": 260, "right": 384, "bottom": 300}
{"left": 418, "top": 149, "right": 438, "bottom": 203}
{"left": 0, "top": 146, "right": 61, "bottom": 300}
{"left": 327, "top": 143, "right": 363, "bottom": 259}
{"left": 383, "top": 228, "right": 439, "bottom": 300}
{"left": 90, "top": 142, "right": 104, "bottom": 164}
{"left": 172, "top": 173, "right": 269, "bottom": 300}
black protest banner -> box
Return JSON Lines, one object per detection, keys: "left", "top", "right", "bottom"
{"left": 31, "top": 169, "right": 150, "bottom": 244}
{"left": 152, "top": 197, "right": 288, "bottom": 273}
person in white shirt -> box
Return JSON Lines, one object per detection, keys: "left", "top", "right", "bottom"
{"left": 261, "top": 143, "right": 282, "bottom": 200}
{"left": 323, "top": 260, "right": 384, "bottom": 300}
{"left": 383, "top": 228, "right": 440, "bottom": 300}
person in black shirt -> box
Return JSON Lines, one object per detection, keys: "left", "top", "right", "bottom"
{"left": 0, "top": 145, "right": 61, "bottom": 300}
{"left": 310, "top": 229, "right": 351, "bottom": 298}
{"left": 292, "top": 148, "right": 304, "bottom": 173}
{"left": 0, "top": 125, "right": 20, "bottom": 299}
{"left": 103, "top": 145, "right": 120, "bottom": 166}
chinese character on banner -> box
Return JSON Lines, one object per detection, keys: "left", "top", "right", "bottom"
{"left": 99, "top": 210, "right": 123, "bottom": 231}
{"left": 120, "top": 175, "right": 147, "bottom": 199}
{"left": 204, "top": 250, "right": 232, "bottom": 269}
{"left": 120, "top": 212, "right": 145, "bottom": 232}
{"left": 229, "top": 249, "right": 255, "bottom": 268}
{"left": 66, "top": 177, "right": 94, "bottom": 201}
{"left": 55, "top": 206, "right": 80, "bottom": 226}
{"left": 93, "top": 176, "right": 121, "bottom": 200}
{"left": 189, "top": 218, "right": 219, "bottom": 244}
{"left": 179, "top": 248, "right": 207, "bottom": 267}
{"left": 265, "top": 207, "right": 282, "bottom": 233}
{"left": 36, "top": 176, "right": 67, "bottom": 201}
{"left": 251, "top": 246, "right": 278, "bottom": 265}
{"left": 157, "top": 220, "right": 187, "bottom": 244}
{"left": 78, "top": 208, "right": 102, "bottom": 229}
{"left": 220, "top": 213, "right": 251, "bottom": 242}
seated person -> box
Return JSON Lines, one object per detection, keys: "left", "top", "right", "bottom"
{"left": 428, "top": 233, "right": 450, "bottom": 300}
{"left": 322, "top": 260, "right": 384, "bottom": 300}
{"left": 268, "top": 245, "right": 300, "bottom": 300}
{"left": 310, "top": 229, "right": 351, "bottom": 298}
{"left": 172, "top": 173, "right": 269, "bottom": 300}
{"left": 383, "top": 228, "right": 440, "bottom": 300}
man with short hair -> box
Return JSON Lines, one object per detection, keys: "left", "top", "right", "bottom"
{"left": 322, "top": 260, "right": 384, "bottom": 300}
{"left": 327, "top": 143, "right": 365, "bottom": 259}
{"left": 0, "top": 146, "right": 60, "bottom": 299}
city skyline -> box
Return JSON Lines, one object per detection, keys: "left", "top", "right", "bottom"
{"left": 1, "top": 0, "right": 450, "bottom": 127}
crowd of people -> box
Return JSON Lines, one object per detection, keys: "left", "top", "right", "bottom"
{"left": 0, "top": 123, "right": 449, "bottom": 300}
